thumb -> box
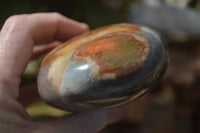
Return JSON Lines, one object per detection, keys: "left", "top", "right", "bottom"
{"left": 33, "top": 107, "right": 123, "bottom": 133}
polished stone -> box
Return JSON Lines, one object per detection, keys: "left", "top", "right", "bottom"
{"left": 37, "top": 24, "right": 168, "bottom": 112}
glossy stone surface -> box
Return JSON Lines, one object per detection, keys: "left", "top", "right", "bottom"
{"left": 37, "top": 24, "right": 168, "bottom": 112}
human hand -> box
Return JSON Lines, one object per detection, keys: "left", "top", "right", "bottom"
{"left": 0, "top": 13, "right": 123, "bottom": 133}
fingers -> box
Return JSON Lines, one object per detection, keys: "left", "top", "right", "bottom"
{"left": 33, "top": 108, "right": 123, "bottom": 133}
{"left": 27, "top": 13, "right": 89, "bottom": 44}
{"left": 32, "top": 41, "right": 61, "bottom": 59}
{"left": 0, "top": 13, "right": 88, "bottom": 98}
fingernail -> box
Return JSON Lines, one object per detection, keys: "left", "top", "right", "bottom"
{"left": 81, "top": 23, "right": 90, "bottom": 31}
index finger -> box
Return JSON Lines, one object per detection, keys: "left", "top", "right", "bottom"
{"left": 0, "top": 13, "right": 88, "bottom": 98}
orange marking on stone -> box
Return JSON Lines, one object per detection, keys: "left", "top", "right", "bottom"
{"left": 72, "top": 31, "right": 150, "bottom": 79}
{"left": 116, "top": 24, "right": 141, "bottom": 31}
{"left": 41, "top": 24, "right": 146, "bottom": 80}
{"left": 42, "top": 24, "right": 142, "bottom": 67}
{"left": 78, "top": 38, "right": 116, "bottom": 56}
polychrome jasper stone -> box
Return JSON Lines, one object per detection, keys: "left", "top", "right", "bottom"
{"left": 37, "top": 24, "right": 168, "bottom": 112}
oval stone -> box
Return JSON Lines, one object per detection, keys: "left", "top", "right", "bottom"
{"left": 37, "top": 23, "right": 168, "bottom": 112}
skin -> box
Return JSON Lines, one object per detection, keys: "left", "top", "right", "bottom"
{"left": 0, "top": 13, "right": 123, "bottom": 133}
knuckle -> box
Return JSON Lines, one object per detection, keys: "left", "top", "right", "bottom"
{"left": 51, "top": 12, "right": 63, "bottom": 18}
{"left": 51, "top": 12, "right": 63, "bottom": 20}
{"left": 4, "top": 14, "right": 28, "bottom": 28}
